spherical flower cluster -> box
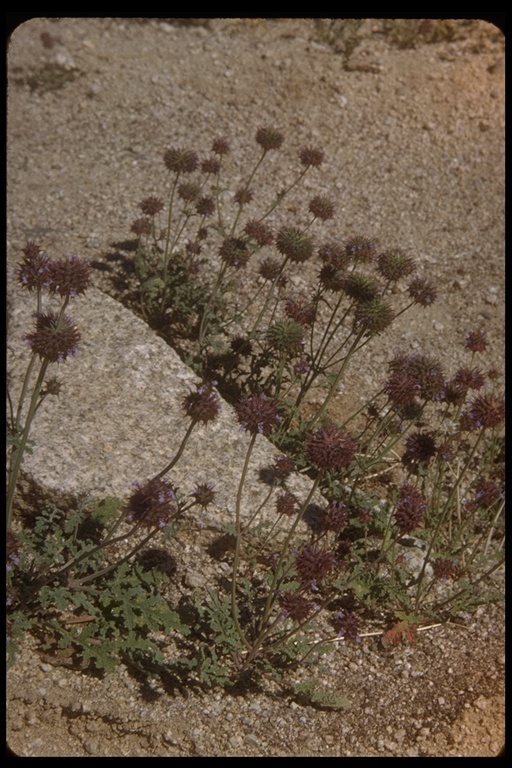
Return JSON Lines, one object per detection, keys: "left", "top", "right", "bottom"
{"left": 266, "top": 320, "right": 304, "bottom": 357}
{"left": 255, "top": 126, "right": 284, "bottom": 151}
{"left": 465, "top": 477, "right": 504, "bottom": 512}
{"left": 343, "top": 273, "right": 380, "bottom": 303}
{"left": 318, "top": 263, "right": 346, "bottom": 293}
{"left": 384, "top": 369, "right": 419, "bottom": 409}
{"left": 195, "top": 195, "right": 215, "bottom": 217}
{"left": 235, "top": 393, "right": 281, "bottom": 436}
{"left": 276, "top": 227, "right": 314, "bottom": 263}
{"left": 460, "top": 393, "right": 505, "bottom": 431}
{"left": 294, "top": 543, "right": 335, "bottom": 587}
{"left": 275, "top": 491, "right": 299, "bottom": 517}
{"left": 389, "top": 352, "right": 445, "bottom": 402}
{"left": 377, "top": 249, "right": 416, "bottom": 282}
{"left": 318, "top": 241, "right": 350, "bottom": 269}
{"left": 201, "top": 157, "right": 221, "bottom": 174}
{"left": 211, "top": 137, "right": 230, "bottom": 155}
{"left": 394, "top": 482, "right": 427, "bottom": 534}
{"left": 332, "top": 610, "right": 361, "bottom": 643}
{"left": 323, "top": 500, "right": 348, "bottom": 533}
{"left": 258, "top": 257, "right": 283, "bottom": 282}
{"left": 344, "top": 236, "right": 378, "bottom": 263}
{"left": 353, "top": 296, "right": 394, "bottom": 335}
{"left": 178, "top": 181, "right": 201, "bottom": 201}
{"left": 45, "top": 255, "right": 92, "bottom": 298}
{"left": 219, "top": 237, "right": 251, "bottom": 269}
{"left": 402, "top": 430, "right": 438, "bottom": 471}
{"left": 182, "top": 380, "right": 221, "bottom": 424}
{"left": 15, "top": 241, "right": 51, "bottom": 291}
{"left": 306, "top": 424, "right": 358, "bottom": 473}
{"left": 284, "top": 297, "right": 316, "bottom": 327}
{"left": 432, "top": 558, "right": 460, "bottom": 581}
{"left": 451, "top": 366, "right": 486, "bottom": 392}
{"left": 465, "top": 329, "right": 488, "bottom": 354}
{"left": 308, "top": 195, "right": 335, "bottom": 220}
{"left": 243, "top": 219, "right": 274, "bottom": 247}
{"left": 139, "top": 196, "right": 164, "bottom": 216}
{"left": 278, "top": 591, "right": 315, "bottom": 622}
{"left": 407, "top": 275, "right": 437, "bottom": 306}
{"left": 126, "top": 478, "right": 178, "bottom": 529}
{"left": 298, "top": 145, "right": 325, "bottom": 168}
{"left": 234, "top": 187, "right": 254, "bottom": 205}
{"left": 25, "top": 312, "right": 81, "bottom": 363}
{"left": 191, "top": 481, "right": 217, "bottom": 509}
{"left": 163, "top": 147, "right": 199, "bottom": 174}
{"left": 131, "top": 217, "right": 152, "bottom": 236}
{"left": 273, "top": 453, "right": 295, "bottom": 480}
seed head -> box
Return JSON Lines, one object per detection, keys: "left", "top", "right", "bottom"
{"left": 229, "top": 335, "right": 253, "bottom": 358}
{"left": 306, "top": 423, "right": 358, "bottom": 473}
{"left": 234, "top": 187, "right": 254, "bottom": 205}
{"left": 266, "top": 319, "right": 304, "bottom": 357}
{"left": 284, "top": 297, "right": 317, "bottom": 327}
{"left": 377, "top": 249, "right": 416, "bottom": 282}
{"left": 15, "top": 241, "right": 51, "bottom": 291}
{"left": 323, "top": 500, "right": 348, "bottom": 533}
{"left": 465, "top": 329, "right": 488, "bottom": 354}
{"left": 344, "top": 236, "right": 378, "bottom": 264}
{"left": 402, "top": 430, "right": 438, "bottom": 471}
{"left": 451, "top": 366, "right": 486, "bottom": 392}
{"left": 298, "top": 145, "right": 325, "bottom": 168}
{"left": 318, "top": 263, "right": 345, "bottom": 293}
{"left": 332, "top": 610, "right": 361, "bottom": 643}
{"left": 344, "top": 273, "right": 380, "bottom": 303}
{"left": 276, "top": 227, "right": 314, "bottom": 263}
{"left": 178, "top": 181, "right": 201, "bottom": 201}
{"left": 432, "top": 559, "right": 460, "bottom": 581}
{"left": 163, "top": 147, "right": 199, "bottom": 174}
{"left": 353, "top": 296, "right": 394, "bottom": 335}
{"left": 308, "top": 195, "right": 335, "bottom": 221}
{"left": 126, "top": 478, "right": 178, "bottom": 529}
{"left": 278, "top": 591, "right": 315, "bottom": 622}
{"left": 389, "top": 352, "right": 445, "bottom": 402}
{"left": 243, "top": 219, "right": 274, "bottom": 247}
{"left": 394, "top": 482, "right": 426, "bottom": 534}
{"left": 201, "top": 157, "right": 221, "bottom": 174}
{"left": 211, "top": 137, "right": 230, "bottom": 155}
{"left": 273, "top": 454, "right": 295, "bottom": 480}
{"left": 258, "top": 257, "right": 283, "bottom": 282}
{"left": 461, "top": 393, "right": 505, "bottom": 431}
{"left": 45, "top": 255, "right": 92, "bottom": 298}
{"left": 255, "top": 126, "right": 284, "bottom": 151}
{"left": 276, "top": 491, "right": 299, "bottom": 517}
{"left": 384, "top": 369, "right": 419, "bottom": 408}
{"left": 219, "top": 237, "right": 251, "bottom": 269}
{"left": 318, "top": 241, "right": 350, "bottom": 269}
{"left": 407, "top": 275, "right": 437, "bottom": 306}
{"left": 235, "top": 393, "right": 281, "bottom": 436}
{"left": 139, "top": 196, "right": 164, "bottom": 216}
{"left": 182, "top": 380, "right": 221, "bottom": 424}
{"left": 191, "top": 481, "right": 217, "bottom": 509}
{"left": 25, "top": 312, "right": 81, "bottom": 363}
{"left": 195, "top": 195, "right": 215, "bottom": 217}
{"left": 295, "top": 543, "right": 335, "bottom": 587}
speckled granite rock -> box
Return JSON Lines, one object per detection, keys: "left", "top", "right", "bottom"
{"left": 7, "top": 284, "right": 320, "bottom": 520}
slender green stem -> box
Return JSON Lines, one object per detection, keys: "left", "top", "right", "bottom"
{"left": 151, "top": 419, "right": 198, "bottom": 481}
{"left": 231, "top": 432, "right": 258, "bottom": 651}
